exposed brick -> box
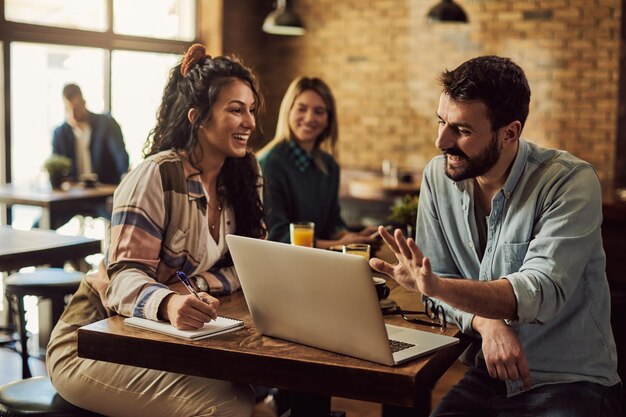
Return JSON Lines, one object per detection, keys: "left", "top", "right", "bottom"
{"left": 220, "top": 0, "right": 622, "bottom": 189}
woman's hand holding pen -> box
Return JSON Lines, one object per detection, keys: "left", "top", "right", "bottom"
{"left": 159, "top": 292, "right": 219, "bottom": 330}
{"left": 160, "top": 270, "right": 219, "bottom": 329}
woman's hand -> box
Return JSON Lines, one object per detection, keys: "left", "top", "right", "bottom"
{"left": 316, "top": 230, "right": 378, "bottom": 250}
{"left": 158, "top": 292, "right": 219, "bottom": 330}
{"left": 358, "top": 225, "right": 380, "bottom": 236}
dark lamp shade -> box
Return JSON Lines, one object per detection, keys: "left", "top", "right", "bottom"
{"left": 263, "top": 7, "right": 305, "bottom": 35}
{"left": 427, "top": 0, "right": 469, "bottom": 23}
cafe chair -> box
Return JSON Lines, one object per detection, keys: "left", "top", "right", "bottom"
{"left": 0, "top": 376, "right": 103, "bottom": 416}
{"left": 4, "top": 268, "right": 84, "bottom": 379}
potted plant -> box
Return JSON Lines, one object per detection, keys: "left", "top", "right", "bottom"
{"left": 388, "top": 194, "right": 419, "bottom": 237}
{"left": 43, "top": 155, "right": 72, "bottom": 189}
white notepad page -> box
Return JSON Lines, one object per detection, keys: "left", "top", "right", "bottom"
{"left": 124, "top": 316, "right": 244, "bottom": 340}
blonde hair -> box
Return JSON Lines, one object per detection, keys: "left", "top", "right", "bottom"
{"left": 258, "top": 77, "right": 338, "bottom": 173}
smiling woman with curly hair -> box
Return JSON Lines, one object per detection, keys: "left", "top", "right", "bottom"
{"left": 46, "top": 43, "right": 266, "bottom": 417}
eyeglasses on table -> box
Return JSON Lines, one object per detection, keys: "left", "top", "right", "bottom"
{"left": 383, "top": 298, "right": 447, "bottom": 329}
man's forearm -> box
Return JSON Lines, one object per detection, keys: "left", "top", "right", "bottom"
{"left": 431, "top": 276, "right": 518, "bottom": 320}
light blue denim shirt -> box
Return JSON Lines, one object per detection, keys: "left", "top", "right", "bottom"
{"left": 416, "top": 138, "right": 620, "bottom": 396}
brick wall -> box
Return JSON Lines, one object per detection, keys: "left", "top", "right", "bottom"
{"left": 219, "top": 0, "right": 622, "bottom": 191}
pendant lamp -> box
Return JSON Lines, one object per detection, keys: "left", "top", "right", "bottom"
{"left": 427, "top": 0, "right": 469, "bottom": 23}
{"left": 263, "top": 0, "right": 305, "bottom": 36}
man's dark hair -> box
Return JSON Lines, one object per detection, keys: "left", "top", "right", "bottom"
{"left": 62, "top": 83, "right": 83, "bottom": 101}
{"left": 438, "top": 56, "right": 531, "bottom": 131}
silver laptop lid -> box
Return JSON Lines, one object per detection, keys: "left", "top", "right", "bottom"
{"left": 226, "top": 234, "right": 395, "bottom": 365}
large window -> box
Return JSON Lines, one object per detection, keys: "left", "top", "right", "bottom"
{"left": 5, "top": 0, "right": 108, "bottom": 32}
{"left": 5, "top": 0, "right": 196, "bottom": 39}
{"left": 113, "top": 0, "right": 195, "bottom": 41}
{"left": 1, "top": 0, "right": 197, "bottom": 226}
{"left": 112, "top": 50, "right": 180, "bottom": 168}
{"left": 10, "top": 43, "right": 106, "bottom": 186}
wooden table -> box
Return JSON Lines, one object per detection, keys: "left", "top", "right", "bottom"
{"left": 78, "top": 280, "right": 467, "bottom": 417}
{"left": 0, "top": 183, "right": 117, "bottom": 229}
{"left": 0, "top": 226, "right": 102, "bottom": 272}
{"left": 1, "top": 226, "right": 102, "bottom": 344}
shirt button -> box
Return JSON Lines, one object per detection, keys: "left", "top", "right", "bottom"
{"left": 462, "top": 205, "right": 466, "bottom": 211}
{"left": 487, "top": 247, "right": 492, "bottom": 253}
{"left": 469, "top": 242, "right": 474, "bottom": 248}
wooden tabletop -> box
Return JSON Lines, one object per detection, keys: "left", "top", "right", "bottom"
{"left": 0, "top": 226, "right": 101, "bottom": 272}
{"left": 78, "top": 279, "right": 467, "bottom": 411}
{"left": 0, "top": 183, "right": 117, "bottom": 207}
{"left": 0, "top": 183, "right": 117, "bottom": 229}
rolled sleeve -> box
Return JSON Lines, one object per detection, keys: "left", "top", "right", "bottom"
{"left": 505, "top": 273, "right": 542, "bottom": 324}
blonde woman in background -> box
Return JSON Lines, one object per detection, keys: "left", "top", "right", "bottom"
{"left": 258, "top": 76, "right": 377, "bottom": 249}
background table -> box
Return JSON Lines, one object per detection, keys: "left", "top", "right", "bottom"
{"left": 0, "top": 226, "right": 101, "bottom": 272}
{"left": 1, "top": 226, "right": 101, "bottom": 346}
{"left": 78, "top": 278, "right": 467, "bottom": 417}
{"left": 0, "top": 183, "right": 116, "bottom": 229}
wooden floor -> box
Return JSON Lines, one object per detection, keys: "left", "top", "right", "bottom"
{"left": 0, "top": 344, "right": 467, "bottom": 416}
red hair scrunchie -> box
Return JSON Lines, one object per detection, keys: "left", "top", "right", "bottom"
{"left": 181, "top": 43, "right": 211, "bottom": 76}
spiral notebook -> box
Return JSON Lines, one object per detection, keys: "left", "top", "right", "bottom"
{"left": 124, "top": 316, "right": 244, "bottom": 340}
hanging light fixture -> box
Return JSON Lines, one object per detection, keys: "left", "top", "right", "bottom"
{"left": 263, "top": 0, "right": 305, "bottom": 36}
{"left": 427, "top": 0, "right": 469, "bottom": 23}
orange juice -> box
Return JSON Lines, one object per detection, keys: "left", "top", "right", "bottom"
{"left": 343, "top": 244, "right": 371, "bottom": 260}
{"left": 291, "top": 228, "right": 314, "bottom": 247}
{"left": 346, "top": 250, "right": 370, "bottom": 260}
{"left": 290, "top": 222, "right": 315, "bottom": 247}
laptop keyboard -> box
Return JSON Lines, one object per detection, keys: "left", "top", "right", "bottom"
{"left": 389, "top": 339, "right": 415, "bottom": 353}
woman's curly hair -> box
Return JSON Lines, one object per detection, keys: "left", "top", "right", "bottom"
{"left": 143, "top": 44, "right": 265, "bottom": 239}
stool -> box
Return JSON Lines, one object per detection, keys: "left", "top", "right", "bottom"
{"left": 0, "top": 376, "right": 103, "bottom": 416}
{"left": 4, "top": 269, "right": 83, "bottom": 379}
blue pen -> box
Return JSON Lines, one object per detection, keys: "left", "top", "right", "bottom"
{"left": 176, "top": 270, "right": 202, "bottom": 301}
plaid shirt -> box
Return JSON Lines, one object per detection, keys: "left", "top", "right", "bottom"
{"left": 287, "top": 140, "right": 314, "bottom": 172}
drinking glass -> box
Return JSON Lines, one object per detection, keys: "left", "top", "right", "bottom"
{"left": 342, "top": 243, "right": 371, "bottom": 260}
{"left": 290, "top": 222, "right": 315, "bottom": 247}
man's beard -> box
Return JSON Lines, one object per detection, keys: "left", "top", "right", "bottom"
{"left": 443, "top": 132, "right": 500, "bottom": 181}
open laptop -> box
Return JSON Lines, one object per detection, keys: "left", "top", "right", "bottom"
{"left": 226, "top": 235, "right": 459, "bottom": 366}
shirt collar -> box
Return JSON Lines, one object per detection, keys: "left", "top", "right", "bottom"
{"left": 287, "top": 140, "right": 314, "bottom": 173}
{"left": 178, "top": 151, "right": 205, "bottom": 201}
{"left": 500, "top": 138, "right": 527, "bottom": 199}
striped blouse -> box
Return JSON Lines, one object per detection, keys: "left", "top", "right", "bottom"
{"left": 92, "top": 149, "right": 245, "bottom": 320}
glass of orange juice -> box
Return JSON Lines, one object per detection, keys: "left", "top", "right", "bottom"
{"left": 343, "top": 243, "right": 371, "bottom": 260}
{"left": 290, "top": 222, "right": 315, "bottom": 247}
